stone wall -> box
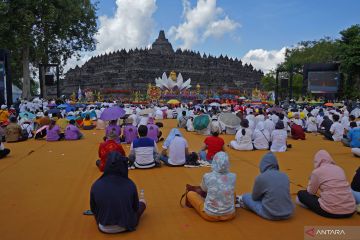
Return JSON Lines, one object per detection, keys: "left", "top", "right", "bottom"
{"left": 61, "top": 31, "right": 263, "bottom": 97}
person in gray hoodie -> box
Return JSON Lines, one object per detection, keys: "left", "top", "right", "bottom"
{"left": 238, "top": 152, "right": 294, "bottom": 220}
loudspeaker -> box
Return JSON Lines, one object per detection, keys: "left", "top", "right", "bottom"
{"left": 45, "top": 73, "right": 54, "bottom": 86}
{"left": 281, "top": 78, "right": 288, "bottom": 88}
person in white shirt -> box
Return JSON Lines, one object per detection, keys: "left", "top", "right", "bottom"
{"left": 306, "top": 113, "right": 318, "bottom": 132}
{"left": 255, "top": 109, "right": 265, "bottom": 126}
{"left": 264, "top": 116, "right": 275, "bottom": 136}
{"left": 252, "top": 122, "right": 270, "bottom": 150}
{"left": 271, "top": 113, "right": 279, "bottom": 125}
{"left": 138, "top": 115, "right": 148, "bottom": 126}
{"left": 128, "top": 125, "right": 159, "bottom": 169}
{"left": 186, "top": 117, "right": 194, "bottom": 132}
{"left": 230, "top": 119, "right": 253, "bottom": 151}
{"left": 270, "top": 121, "right": 288, "bottom": 152}
{"left": 293, "top": 113, "right": 304, "bottom": 129}
{"left": 160, "top": 128, "right": 189, "bottom": 166}
{"left": 328, "top": 114, "right": 344, "bottom": 141}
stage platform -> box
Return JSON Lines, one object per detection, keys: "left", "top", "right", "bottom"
{"left": 0, "top": 119, "right": 358, "bottom": 240}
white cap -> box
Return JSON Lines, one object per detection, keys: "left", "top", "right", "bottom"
{"left": 1, "top": 105, "right": 7, "bottom": 110}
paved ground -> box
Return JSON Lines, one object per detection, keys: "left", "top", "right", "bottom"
{"left": 0, "top": 119, "right": 358, "bottom": 240}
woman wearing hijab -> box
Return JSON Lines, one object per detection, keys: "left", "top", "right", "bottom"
{"left": 90, "top": 152, "right": 146, "bottom": 233}
{"left": 238, "top": 152, "right": 294, "bottom": 220}
{"left": 106, "top": 120, "right": 121, "bottom": 143}
{"left": 229, "top": 119, "right": 253, "bottom": 151}
{"left": 252, "top": 122, "right": 270, "bottom": 150}
{"left": 296, "top": 150, "right": 356, "bottom": 218}
{"left": 160, "top": 128, "right": 189, "bottom": 166}
{"left": 270, "top": 121, "right": 288, "bottom": 152}
{"left": 186, "top": 151, "right": 236, "bottom": 221}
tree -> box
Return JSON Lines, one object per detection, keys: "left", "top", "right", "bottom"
{"left": 261, "top": 71, "right": 276, "bottom": 91}
{"left": 0, "top": 0, "right": 98, "bottom": 98}
{"left": 338, "top": 25, "right": 360, "bottom": 98}
{"left": 282, "top": 37, "right": 340, "bottom": 74}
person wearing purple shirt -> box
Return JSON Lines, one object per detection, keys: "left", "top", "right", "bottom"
{"left": 106, "top": 120, "right": 121, "bottom": 143}
{"left": 65, "top": 119, "right": 83, "bottom": 140}
{"left": 46, "top": 119, "right": 64, "bottom": 141}
{"left": 146, "top": 118, "right": 159, "bottom": 142}
{"left": 122, "top": 118, "right": 138, "bottom": 144}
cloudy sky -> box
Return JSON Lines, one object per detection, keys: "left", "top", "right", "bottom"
{"left": 66, "top": 0, "right": 360, "bottom": 73}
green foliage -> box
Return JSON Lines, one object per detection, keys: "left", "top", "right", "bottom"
{"left": 0, "top": 0, "right": 98, "bottom": 97}
{"left": 282, "top": 37, "right": 340, "bottom": 73}
{"left": 261, "top": 71, "right": 276, "bottom": 91}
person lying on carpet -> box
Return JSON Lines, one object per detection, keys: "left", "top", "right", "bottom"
{"left": 199, "top": 123, "right": 224, "bottom": 163}
{"left": 296, "top": 150, "right": 356, "bottom": 218}
{"left": 237, "top": 152, "right": 294, "bottom": 220}
{"left": 159, "top": 128, "right": 189, "bottom": 167}
{"left": 64, "top": 119, "right": 83, "bottom": 140}
{"left": 128, "top": 125, "right": 160, "bottom": 169}
{"left": 229, "top": 119, "right": 253, "bottom": 151}
{"left": 90, "top": 152, "right": 146, "bottom": 234}
{"left": 186, "top": 151, "right": 236, "bottom": 221}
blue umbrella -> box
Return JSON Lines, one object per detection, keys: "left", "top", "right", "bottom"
{"left": 19, "top": 111, "right": 36, "bottom": 119}
{"left": 66, "top": 116, "right": 76, "bottom": 121}
{"left": 65, "top": 106, "right": 75, "bottom": 112}
{"left": 47, "top": 103, "right": 57, "bottom": 108}
{"left": 57, "top": 104, "right": 69, "bottom": 109}
{"left": 48, "top": 108, "right": 60, "bottom": 114}
{"left": 100, "top": 106, "right": 125, "bottom": 121}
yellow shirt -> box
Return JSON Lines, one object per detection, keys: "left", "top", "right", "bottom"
{"left": 83, "top": 119, "right": 93, "bottom": 127}
{"left": 0, "top": 110, "right": 10, "bottom": 123}
{"left": 56, "top": 118, "right": 69, "bottom": 132}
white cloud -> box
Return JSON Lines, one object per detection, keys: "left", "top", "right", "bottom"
{"left": 169, "top": 0, "right": 240, "bottom": 49}
{"left": 242, "top": 47, "right": 287, "bottom": 73}
{"left": 64, "top": 0, "right": 157, "bottom": 72}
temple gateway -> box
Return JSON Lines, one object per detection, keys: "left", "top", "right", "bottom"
{"left": 54, "top": 30, "right": 263, "bottom": 99}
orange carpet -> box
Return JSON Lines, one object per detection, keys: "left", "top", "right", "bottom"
{"left": 0, "top": 119, "right": 359, "bottom": 240}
